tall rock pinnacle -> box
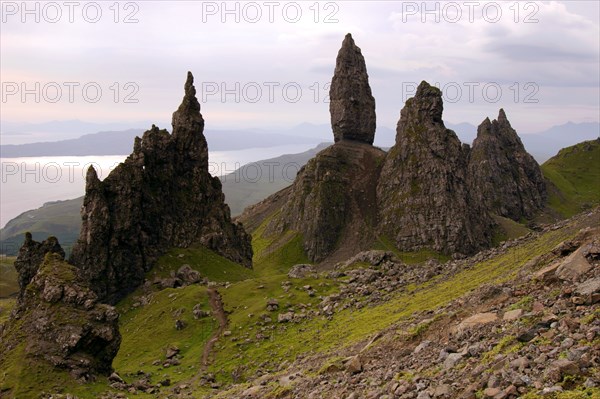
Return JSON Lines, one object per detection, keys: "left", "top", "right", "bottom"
{"left": 468, "top": 109, "right": 547, "bottom": 220}
{"left": 70, "top": 72, "right": 252, "bottom": 304}
{"left": 257, "top": 34, "right": 385, "bottom": 264}
{"left": 329, "top": 33, "right": 376, "bottom": 145}
{"left": 377, "top": 81, "right": 493, "bottom": 255}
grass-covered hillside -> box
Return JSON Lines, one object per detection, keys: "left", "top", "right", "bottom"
{"left": 0, "top": 198, "right": 82, "bottom": 256}
{"left": 0, "top": 140, "right": 599, "bottom": 398}
{"left": 542, "top": 138, "right": 600, "bottom": 217}
{"left": 3, "top": 200, "right": 598, "bottom": 398}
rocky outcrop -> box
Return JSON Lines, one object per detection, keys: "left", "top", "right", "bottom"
{"left": 468, "top": 109, "right": 547, "bottom": 220}
{"left": 329, "top": 33, "right": 376, "bottom": 145}
{"left": 377, "top": 81, "right": 494, "bottom": 255}
{"left": 267, "top": 141, "right": 386, "bottom": 262}
{"left": 2, "top": 237, "right": 120, "bottom": 380}
{"left": 70, "top": 72, "right": 252, "bottom": 304}
{"left": 13, "top": 232, "right": 65, "bottom": 299}
{"left": 261, "top": 35, "right": 383, "bottom": 263}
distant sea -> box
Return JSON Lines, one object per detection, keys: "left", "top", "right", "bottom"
{"left": 0, "top": 144, "right": 314, "bottom": 228}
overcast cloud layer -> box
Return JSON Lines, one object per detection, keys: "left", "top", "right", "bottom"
{"left": 1, "top": 1, "right": 599, "bottom": 136}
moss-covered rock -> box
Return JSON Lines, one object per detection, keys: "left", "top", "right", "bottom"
{"left": 2, "top": 241, "right": 120, "bottom": 385}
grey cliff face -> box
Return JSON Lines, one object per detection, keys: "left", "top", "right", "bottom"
{"left": 377, "top": 81, "right": 494, "bottom": 256}
{"left": 267, "top": 141, "right": 386, "bottom": 262}
{"left": 468, "top": 109, "right": 547, "bottom": 220}
{"left": 329, "top": 33, "right": 376, "bottom": 145}
{"left": 70, "top": 72, "right": 252, "bottom": 304}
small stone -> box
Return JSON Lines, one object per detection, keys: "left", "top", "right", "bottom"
{"left": 517, "top": 329, "right": 537, "bottom": 343}
{"left": 346, "top": 355, "right": 362, "bottom": 374}
{"left": 288, "top": 264, "right": 316, "bottom": 279}
{"left": 482, "top": 387, "right": 501, "bottom": 398}
{"left": 545, "top": 359, "right": 580, "bottom": 383}
{"left": 278, "top": 312, "right": 294, "bottom": 323}
{"left": 166, "top": 346, "right": 180, "bottom": 359}
{"left": 444, "top": 353, "right": 463, "bottom": 369}
{"left": 434, "top": 384, "right": 451, "bottom": 397}
{"left": 456, "top": 313, "right": 498, "bottom": 332}
{"left": 108, "top": 372, "right": 124, "bottom": 384}
{"left": 503, "top": 309, "right": 523, "bottom": 321}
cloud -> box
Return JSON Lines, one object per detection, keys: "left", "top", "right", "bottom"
{"left": 0, "top": 1, "right": 598, "bottom": 134}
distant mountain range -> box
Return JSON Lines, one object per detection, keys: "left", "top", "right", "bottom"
{"left": 1, "top": 121, "right": 597, "bottom": 162}
{"left": 0, "top": 128, "right": 322, "bottom": 157}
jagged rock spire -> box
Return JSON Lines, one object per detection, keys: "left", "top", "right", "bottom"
{"left": 377, "top": 80, "right": 493, "bottom": 255}
{"left": 468, "top": 109, "right": 547, "bottom": 220}
{"left": 329, "top": 33, "right": 376, "bottom": 145}
{"left": 70, "top": 72, "right": 252, "bottom": 304}
{"left": 172, "top": 71, "right": 203, "bottom": 135}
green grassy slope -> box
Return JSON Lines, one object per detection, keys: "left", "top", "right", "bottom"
{"left": 542, "top": 138, "right": 600, "bottom": 217}
{"left": 220, "top": 143, "right": 327, "bottom": 216}
{"left": 0, "top": 198, "right": 82, "bottom": 256}
{"left": 0, "top": 256, "right": 18, "bottom": 298}
{"left": 206, "top": 218, "right": 580, "bottom": 389}
{"left": 0, "top": 204, "right": 594, "bottom": 398}
{"left": 112, "top": 244, "right": 258, "bottom": 381}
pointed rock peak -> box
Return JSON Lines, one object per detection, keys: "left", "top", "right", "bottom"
{"left": 342, "top": 33, "right": 355, "bottom": 47}
{"left": 416, "top": 80, "right": 442, "bottom": 98}
{"left": 498, "top": 108, "right": 507, "bottom": 121}
{"left": 179, "top": 71, "right": 201, "bottom": 115}
{"left": 172, "top": 71, "right": 203, "bottom": 133}
{"left": 496, "top": 108, "right": 512, "bottom": 128}
{"left": 477, "top": 117, "right": 492, "bottom": 135}
{"left": 85, "top": 165, "right": 100, "bottom": 186}
{"left": 330, "top": 34, "right": 376, "bottom": 145}
{"left": 24, "top": 231, "right": 33, "bottom": 243}
{"left": 405, "top": 81, "right": 444, "bottom": 124}
{"left": 183, "top": 71, "right": 199, "bottom": 108}
{"left": 337, "top": 33, "right": 362, "bottom": 63}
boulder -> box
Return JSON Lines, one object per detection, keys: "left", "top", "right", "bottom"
{"left": 288, "top": 264, "right": 316, "bottom": 279}
{"left": 456, "top": 312, "right": 498, "bottom": 332}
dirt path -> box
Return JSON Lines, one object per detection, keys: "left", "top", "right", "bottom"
{"left": 200, "top": 288, "right": 228, "bottom": 371}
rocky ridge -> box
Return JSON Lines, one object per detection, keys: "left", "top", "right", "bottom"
{"left": 1, "top": 72, "right": 256, "bottom": 388}
{"left": 70, "top": 72, "right": 252, "bottom": 304}
{"left": 266, "top": 141, "right": 386, "bottom": 262}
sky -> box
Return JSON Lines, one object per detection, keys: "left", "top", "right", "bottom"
{"left": 1, "top": 0, "right": 599, "bottom": 137}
